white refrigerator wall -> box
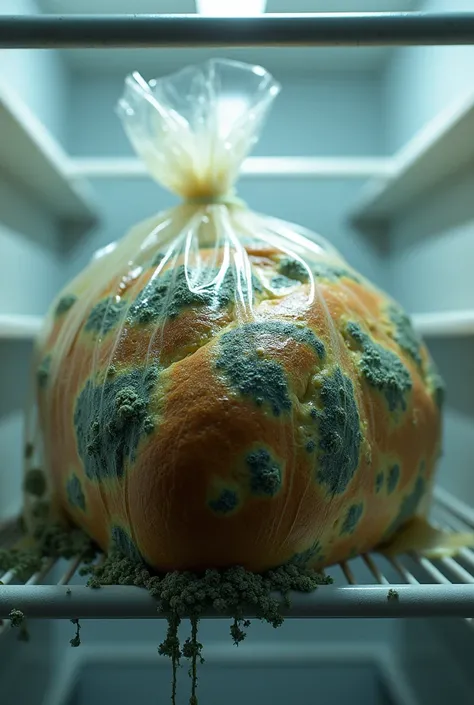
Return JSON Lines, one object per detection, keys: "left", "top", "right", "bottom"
{"left": 0, "top": 0, "right": 68, "bottom": 520}
{"left": 384, "top": 0, "right": 474, "bottom": 505}
{"left": 0, "top": 0, "right": 69, "bottom": 141}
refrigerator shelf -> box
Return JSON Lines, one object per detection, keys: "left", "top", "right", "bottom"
{"left": 1, "top": 488, "right": 473, "bottom": 622}
{"left": 1, "top": 13, "right": 474, "bottom": 49}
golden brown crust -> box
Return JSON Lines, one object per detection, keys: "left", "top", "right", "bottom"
{"left": 37, "top": 245, "right": 442, "bottom": 571}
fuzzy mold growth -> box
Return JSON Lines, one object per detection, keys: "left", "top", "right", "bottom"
{"left": 2, "top": 484, "right": 331, "bottom": 705}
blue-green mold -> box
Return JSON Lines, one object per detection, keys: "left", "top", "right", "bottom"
{"left": 289, "top": 540, "right": 323, "bottom": 567}
{"left": 387, "top": 476, "right": 425, "bottom": 535}
{"left": 55, "top": 294, "right": 77, "bottom": 317}
{"left": 278, "top": 255, "right": 360, "bottom": 285}
{"left": 375, "top": 471, "right": 384, "bottom": 493}
{"left": 110, "top": 526, "right": 143, "bottom": 563}
{"left": 345, "top": 322, "right": 412, "bottom": 413}
{"left": 150, "top": 252, "right": 165, "bottom": 268}
{"left": 126, "top": 265, "right": 254, "bottom": 326}
{"left": 215, "top": 321, "right": 325, "bottom": 417}
{"left": 277, "top": 256, "right": 310, "bottom": 283}
{"left": 387, "top": 303, "right": 422, "bottom": 365}
{"left": 74, "top": 366, "right": 159, "bottom": 482}
{"left": 246, "top": 448, "right": 282, "bottom": 497}
{"left": 270, "top": 274, "right": 298, "bottom": 290}
{"left": 340, "top": 503, "right": 364, "bottom": 535}
{"left": 85, "top": 297, "right": 127, "bottom": 336}
{"left": 209, "top": 489, "right": 239, "bottom": 514}
{"left": 24, "top": 468, "right": 46, "bottom": 497}
{"left": 312, "top": 261, "right": 360, "bottom": 283}
{"left": 67, "top": 474, "right": 86, "bottom": 512}
{"left": 425, "top": 357, "right": 445, "bottom": 409}
{"left": 387, "top": 464, "right": 400, "bottom": 494}
{"left": 37, "top": 355, "right": 52, "bottom": 389}
{"left": 312, "top": 367, "right": 362, "bottom": 496}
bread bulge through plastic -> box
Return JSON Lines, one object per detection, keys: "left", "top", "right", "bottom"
{"left": 30, "top": 59, "right": 444, "bottom": 574}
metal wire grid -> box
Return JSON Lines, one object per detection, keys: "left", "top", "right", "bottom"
{"left": 0, "top": 489, "right": 473, "bottom": 627}
{"left": 0, "top": 12, "right": 474, "bottom": 48}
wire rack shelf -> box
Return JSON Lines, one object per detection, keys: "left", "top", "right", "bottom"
{"left": 1, "top": 13, "right": 474, "bottom": 49}
{"left": 0, "top": 488, "right": 473, "bottom": 629}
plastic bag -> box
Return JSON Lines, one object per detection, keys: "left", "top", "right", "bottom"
{"left": 23, "top": 59, "right": 453, "bottom": 573}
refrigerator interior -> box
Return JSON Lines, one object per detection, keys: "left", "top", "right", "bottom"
{"left": 1, "top": 2, "right": 474, "bottom": 704}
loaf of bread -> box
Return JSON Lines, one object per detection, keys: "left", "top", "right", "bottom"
{"left": 33, "top": 238, "right": 443, "bottom": 573}
{"left": 26, "top": 60, "right": 444, "bottom": 573}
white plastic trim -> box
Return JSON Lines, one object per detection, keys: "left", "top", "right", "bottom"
{"left": 67, "top": 156, "right": 394, "bottom": 180}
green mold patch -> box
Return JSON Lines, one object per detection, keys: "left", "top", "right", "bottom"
{"left": 277, "top": 256, "right": 310, "bottom": 283}
{"left": 66, "top": 474, "right": 86, "bottom": 512}
{"left": 24, "top": 443, "right": 34, "bottom": 459}
{"left": 312, "top": 261, "right": 361, "bottom": 283}
{"left": 311, "top": 367, "right": 362, "bottom": 496}
{"left": 208, "top": 489, "right": 239, "bottom": 515}
{"left": 345, "top": 321, "right": 412, "bottom": 413}
{"left": 151, "top": 252, "right": 166, "bottom": 268}
{"left": 387, "top": 303, "right": 422, "bottom": 366}
{"left": 84, "top": 296, "right": 128, "bottom": 336}
{"left": 23, "top": 468, "right": 47, "bottom": 498}
{"left": 289, "top": 540, "right": 324, "bottom": 568}
{"left": 0, "top": 511, "right": 98, "bottom": 640}
{"left": 270, "top": 274, "right": 299, "bottom": 290}
{"left": 375, "top": 472, "right": 384, "bottom": 493}
{"left": 110, "top": 526, "right": 143, "bottom": 563}
{"left": 54, "top": 294, "right": 77, "bottom": 317}
{"left": 215, "top": 321, "right": 325, "bottom": 417}
{"left": 387, "top": 464, "right": 400, "bottom": 494}
{"left": 246, "top": 448, "right": 282, "bottom": 497}
{"left": 277, "top": 255, "right": 360, "bottom": 285}
{"left": 250, "top": 272, "right": 264, "bottom": 294}
{"left": 126, "top": 265, "right": 248, "bottom": 326}
{"left": 8, "top": 609, "right": 29, "bottom": 642}
{"left": 0, "top": 520, "right": 96, "bottom": 584}
{"left": 387, "top": 476, "right": 425, "bottom": 536}
{"left": 424, "top": 357, "right": 445, "bottom": 409}
{"left": 37, "top": 355, "right": 52, "bottom": 389}
{"left": 340, "top": 503, "right": 364, "bottom": 536}
{"left": 74, "top": 365, "right": 159, "bottom": 482}
{"left": 0, "top": 548, "right": 43, "bottom": 584}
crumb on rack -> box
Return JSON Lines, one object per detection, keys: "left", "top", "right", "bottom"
{"left": 70, "top": 618, "right": 81, "bottom": 647}
{"left": 9, "top": 609, "right": 25, "bottom": 628}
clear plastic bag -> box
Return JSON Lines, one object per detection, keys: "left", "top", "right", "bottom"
{"left": 23, "top": 59, "right": 451, "bottom": 572}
